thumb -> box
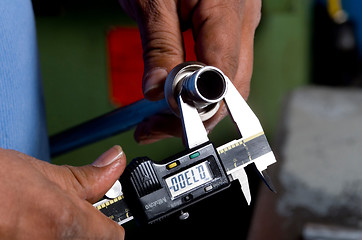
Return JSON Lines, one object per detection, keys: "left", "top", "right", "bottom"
{"left": 58, "top": 145, "right": 126, "bottom": 203}
{"left": 136, "top": 1, "right": 184, "bottom": 100}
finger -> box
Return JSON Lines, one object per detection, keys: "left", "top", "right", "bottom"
{"left": 132, "top": 0, "right": 185, "bottom": 100}
{"left": 191, "top": 0, "right": 261, "bottom": 99}
{"left": 191, "top": 1, "right": 242, "bottom": 79}
{"left": 178, "top": 0, "right": 199, "bottom": 30}
{"left": 34, "top": 146, "right": 127, "bottom": 203}
{"left": 134, "top": 113, "right": 183, "bottom": 144}
{"left": 55, "top": 194, "right": 125, "bottom": 239}
{"left": 64, "top": 146, "right": 127, "bottom": 203}
{"left": 77, "top": 199, "right": 125, "bottom": 240}
{"left": 203, "top": 101, "right": 229, "bottom": 133}
{"left": 134, "top": 103, "right": 231, "bottom": 146}
{"left": 233, "top": 0, "right": 262, "bottom": 98}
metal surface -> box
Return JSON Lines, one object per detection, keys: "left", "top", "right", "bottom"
{"left": 93, "top": 195, "right": 134, "bottom": 225}
{"left": 164, "top": 62, "right": 227, "bottom": 121}
{"left": 182, "top": 66, "right": 227, "bottom": 105}
{"left": 181, "top": 66, "right": 227, "bottom": 120}
{"left": 164, "top": 62, "right": 204, "bottom": 117}
{"left": 216, "top": 131, "right": 276, "bottom": 203}
{"left": 223, "top": 77, "right": 263, "bottom": 139}
{"left": 179, "top": 211, "right": 190, "bottom": 221}
{"left": 228, "top": 167, "right": 251, "bottom": 205}
{"left": 177, "top": 94, "right": 209, "bottom": 149}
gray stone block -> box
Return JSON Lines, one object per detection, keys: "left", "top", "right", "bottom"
{"left": 278, "top": 86, "right": 362, "bottom": 226}
{"left": 248, "top": 86, "right": 362, "bottom": 240}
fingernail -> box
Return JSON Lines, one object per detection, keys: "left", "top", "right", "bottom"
{"left": 143, "top": 68, "right": 168, "bottom": 100}
{"left": 92, "top": 145, "right": 123, "bottom": 167}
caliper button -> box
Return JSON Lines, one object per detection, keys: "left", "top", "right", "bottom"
{"left": 166, "top": 161, "right": 180, "bottom": 170}
{"left": 182, "top": 194, "right": 193, "bottom": 202}
{"left": 204, "top": 185, "right": 213, "bottom": 192}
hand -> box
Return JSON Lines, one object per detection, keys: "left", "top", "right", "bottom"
{"left": 120, "top": 0, "right": 261, "bottom": 144}
{"left": 0, "top": 146, "right": 126, "bottom": 239}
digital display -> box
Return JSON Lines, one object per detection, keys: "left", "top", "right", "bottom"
{"left": 165, "top": 161, "right": 213, "bottom": 198}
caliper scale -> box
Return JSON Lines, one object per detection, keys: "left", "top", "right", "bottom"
{"left": 94, "top": 62, "right": 276, "bottom": 225}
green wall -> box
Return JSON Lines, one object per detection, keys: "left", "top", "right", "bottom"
{"left": 250, "top": 0, "right": 311, "bottom": 136}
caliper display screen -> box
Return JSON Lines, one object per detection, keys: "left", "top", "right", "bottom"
{"left": 165, "top": 161, "right": 213, "bottom": 198}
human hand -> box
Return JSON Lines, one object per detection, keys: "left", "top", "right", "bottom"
{"left": 0, "top": 146, "right": 126, "bottom": 239}
{"left": 120, "top": 0, "right": 261, "bottom": 144}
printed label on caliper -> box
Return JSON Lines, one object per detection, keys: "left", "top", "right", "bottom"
{"left": 217, "top": 132, "right": 271, "bottom": 172}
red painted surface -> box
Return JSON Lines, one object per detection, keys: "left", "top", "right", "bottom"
{"left": 107, "top": 27, "right": 196, "bottom": 106}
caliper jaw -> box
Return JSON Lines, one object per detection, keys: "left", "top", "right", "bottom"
{"left": 176, "top": 66, "right": 277, "bottom": 204}
{"left": 223, "top": 76, "right": 277, "bottom": 196}
{"left": 177, "top": 94, "right": 209, "bottom": 149}
{"left": 228, "top": 167, "right": 251, "bottom": 205}
{"left": 254, "top": 153, "right": 277, "bottom": 193}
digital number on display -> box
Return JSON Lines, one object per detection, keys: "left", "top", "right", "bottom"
{"left": 165, "top": 161, "right": 213, "bottom": 198}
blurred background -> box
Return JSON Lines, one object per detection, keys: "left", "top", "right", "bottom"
{"left": 32, "top": 0, "right": 362, "bottom": 239}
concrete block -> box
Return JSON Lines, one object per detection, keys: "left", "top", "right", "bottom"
{"left": 249, "top": 86, "right": 362, "bottom": 240}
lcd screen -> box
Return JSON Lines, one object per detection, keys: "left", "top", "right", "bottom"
{"left": 165, "top": 161, "right": 213, "bottom": 198}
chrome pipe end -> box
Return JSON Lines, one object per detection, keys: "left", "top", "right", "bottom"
{"left": 164, "top": 62, "right": 228, "bottom": 121}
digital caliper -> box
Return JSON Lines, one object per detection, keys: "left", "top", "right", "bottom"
{"left": 93, "top": 62, "right": 276, "bottom": 225}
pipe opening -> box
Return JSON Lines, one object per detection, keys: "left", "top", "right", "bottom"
{"left": 197, "top": 70, "right": 226, "bottom": 101}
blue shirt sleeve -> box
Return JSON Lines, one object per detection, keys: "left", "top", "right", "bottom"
{"left": 0, "top": 0, "right": 50, "bottom": 161}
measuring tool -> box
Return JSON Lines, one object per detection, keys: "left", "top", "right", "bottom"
{"left": 93, "top": 62, "right": 276, "bottom": 225}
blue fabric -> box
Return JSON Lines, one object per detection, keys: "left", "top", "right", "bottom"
{"left": 0, "top": 0, "right": 50, "bottom": 161}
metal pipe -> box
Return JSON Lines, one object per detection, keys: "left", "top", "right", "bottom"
{"left": 164, "top": 62, "right": 228, "bottom": 121}
{"left": 182, "top": 66, "right": 227, "bottom": 105}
